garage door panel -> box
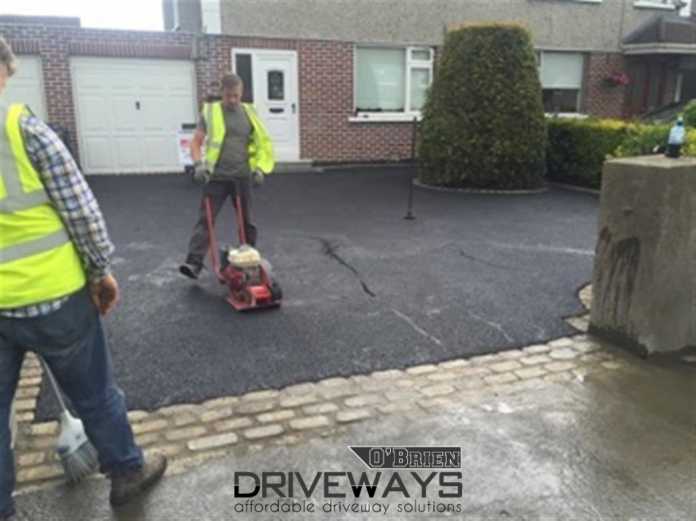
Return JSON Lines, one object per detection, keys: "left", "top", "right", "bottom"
{"left": 83, "top": 137, "right": 114, "bottom": 172}
{"left": 72, "top": 58, "right": 196, "bottom": 174}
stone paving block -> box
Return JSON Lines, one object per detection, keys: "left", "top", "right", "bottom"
{"left": 16, "top": 412, "right": 34, "bottom": 423}
{"left": 572, "top": 342, "right": 602, "bottom": 354}
{"left": 426, "top": 371, "right": 461, "bottom": 382}
{"left": 236, "top": 400, "right": 276, "bottom": 415}
{"left": 378, "top": 401, "right": 416, "bottom": 414}
{"left": 15, "top": 387, "right": 40, "bottom": 399}
{"left": 522, "top": 344, "right": 551, "bottom": 354}
{"left": 385, "top": 390, "right": 420, "bottom": 402}
{"left": 201, "top": 407, "right": 234, "bottom": 423}
{"left": 395, "top": 379, "right": 418, "bottom": 388}
{"left": 549, "top": 338, "right": 574, "bottom": 348}
{"left": 133, "top": 420, "right": 169, "bottom": 435}
{"left": 283, "top": 383, "right": 316, "bottom": 395}
{"left": 318, "top": 386, "right": 360, "bottom": 400}
{"left": 215, "top": 417, "right": 254, "bottom": 432}
{"left": 289, "top": 416, "right": 331, "bottom": 431}
{"left": 202, "top": 397, "right": 240, "bottom": 409}
{"left": 601, "top": 361, "right": 624, "bottom": 370}
{"left": 145, "top": 444, "right": 185, "bottom": 459}
{"left": 520, "top": 355, "right": 552, "bottom": 366}
{"left": 16, "top": 465, "right": 63, "bottom": 483}
{"left": 257, "top": 410, "right": 295, "bottom": 423}
{"left": 454, "top": 378, "right": 486, "bottom": 391}
{"left": 420, "top": 384, "right": 456, "bottom": 398}
{"left": 345, "top": 394, "right": 382, "bottom": 408}
{"left": 159, "top": 404, "right": 200, "bottom": 416}
{"left": 418, "top": 397, "right": 457, "bottom": 410}
{"left": 165, "top": 426, "right": 207, "bottom": 442}
{"left": 127, "top": 410, "right": 150, "bottom": 422}
{"left": 405, "top": 364, "right": 438, "bottom": 376}
{"left": 371, "top": 369, "right": 404, "bottom": 379}
{"left": 17, "top": 452, "right": 46, "bottom": 467}
{"left": 19, "top": 377, "right": 42, "bottom": 388}
{"left": 459, "top": 366, "right": 492, "bottom": 377}
{"left": 496, "top": 350, "right": 525, "bottom": 360}
{"left": 135, "top": 433, "right": 161, "bottom": 447}
{"left": 188, "top": 433, "right": 239, "bottom": 452}
{"left": 514, "top": 367, "right": 548, "bottom": 380}
{"left": 545, "top": 362, "right": 577, "bottom": 373}
{"left": 544, "top": 372, "right": 574, "bottom": 383}
{"left": 241, "top": 390, "right": 280, "bottom": 402}
{"left": 483, "top": 373, "right": 518, "bottom": 385}
{"left": 319, "top": 377, "right": 350, "bottom": 387}
{"left": 489, "top": 361, "right": 523, "bottom": 373}
{"left": 173, "top": 413, "right": 201, "bottom": 427}
{"left": 469, "top": 354, "right": 498, "bottom": 365}
{"left": 336, "top": 409, "right": 372, "bottom": 423}
{"left": 549, "top": 348, "right": 579, "bottom": 360}
{"left": 438, "top": 359, "right": 470, "bottom": 370}
{"left": 279, "top": 394, "right": 320, "bottom": 408}
{"left": 244, "top": 425, "right": 285, "bottom": 440}
{"left": 14, "top": 399, "right": 36, "bottom": 412}
{"left": 303, "top": 403, "right": 339, "bottom": 415}
{"left": 30, "top": 422, "right": 57, "bottom": 437}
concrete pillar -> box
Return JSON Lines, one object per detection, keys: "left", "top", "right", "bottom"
{"left": 589, "top": 155, "right": 696, "bottom": 355}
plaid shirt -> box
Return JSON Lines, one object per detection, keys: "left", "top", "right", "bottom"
{"left": 0, "top": 113, "right": 114, "bottom": 318}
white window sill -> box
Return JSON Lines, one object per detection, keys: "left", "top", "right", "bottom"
{"left": 545, "top": 112, "right": 589, "bottom": 119}
{"left": 563, "top": 0, "right": 602, "bottom": 4}
{"left": 633, "top": 1, "right": 675, "bottom": 10}
{"left": 349, "top": 113, "right": 422, "bottom": 123}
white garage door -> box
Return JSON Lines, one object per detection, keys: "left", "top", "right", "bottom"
{"left": 71, "top": 58, "right": 197, "bottom": 174}
{"left": 0, "top": 55, "right": 47, "bottom": 120}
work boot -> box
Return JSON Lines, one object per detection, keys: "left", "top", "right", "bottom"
{"left": 110, "top": 453, "right": 168, "bottom": 507}
{"left": 179, "top": 261, "right": 202, "bottom": 280}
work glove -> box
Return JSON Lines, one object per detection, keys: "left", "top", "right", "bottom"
{"left": 193, "top": 161, "right": 210, "bottom": 184}
{"left": 252, "top": 170, "right": 265, "bottom": 187}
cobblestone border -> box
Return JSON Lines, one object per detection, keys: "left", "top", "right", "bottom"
{"left": 413, "top": 180, "right": 549, "bottom": 195}
{"left": 14, "top": 283, "right": 626, "bottom": 491}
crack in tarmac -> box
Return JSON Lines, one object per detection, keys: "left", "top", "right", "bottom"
{"left": 318, "top": 238, "right": 376, "bottom": 298}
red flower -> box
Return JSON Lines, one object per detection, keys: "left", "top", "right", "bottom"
{"left": 604, "top": 72, "right": 630, "bottom": 87}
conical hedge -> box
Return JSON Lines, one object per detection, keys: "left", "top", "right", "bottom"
{"left": 419, "top": 24, "right": 547, "bottom": 190}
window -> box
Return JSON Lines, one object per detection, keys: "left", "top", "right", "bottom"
{"left": 537, "top": 52, "right": 584, "bottom": 114}
{"left": 268, "top": 70, "right": 285, "bottom": 101}
{"left": 633, "top": 0, "right": 677, "bottom": 10}
{"left": 355, "top": 47, "right": 433, "bottom": 115}
{"left": 234, "top": 53, "right": 254, "bottom": 103}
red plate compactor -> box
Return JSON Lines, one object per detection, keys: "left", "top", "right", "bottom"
{"left": 204, "top": 194, "right": 281, "bottom": 311}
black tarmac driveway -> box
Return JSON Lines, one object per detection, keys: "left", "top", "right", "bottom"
{"left": 36, "top": 168, "right": 599, "bottom": 418}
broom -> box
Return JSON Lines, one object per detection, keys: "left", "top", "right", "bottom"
{"left": 39, "top": 356, "right": 99, "bottom": 482}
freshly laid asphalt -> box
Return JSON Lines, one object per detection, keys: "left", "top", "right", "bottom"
{"left": 37, "top": 168, "right": 599, "bottom": 418}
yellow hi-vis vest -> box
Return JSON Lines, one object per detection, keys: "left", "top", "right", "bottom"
{"left": 203, "top": 102, "right": 275, "bottom": 175}
{"left": 0, "top": 103, "right": 86, "bottom": 309}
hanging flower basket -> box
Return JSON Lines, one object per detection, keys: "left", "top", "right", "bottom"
{"left": 603, "top": 72, "right": 630, "bottom": 88}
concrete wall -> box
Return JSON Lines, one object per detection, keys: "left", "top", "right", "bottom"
{"left": 220, "top": 0, "right": 676, "bottom": 50}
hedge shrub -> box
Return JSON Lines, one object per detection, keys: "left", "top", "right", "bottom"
{"left": 418, "top": 24, "right": 546, "bottom": 190}
{"left": 546, "top": 118, "right": 630, "bottom": 188}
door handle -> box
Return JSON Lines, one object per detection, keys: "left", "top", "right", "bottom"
{"left": 292, "top": 103, "right": 296, "bottom": 114}
{"left": 135, "top": 101, "right": 141, "bottom": 110}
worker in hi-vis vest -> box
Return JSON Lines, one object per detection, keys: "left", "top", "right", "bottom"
{"left": 179, "top": 73, "right": 275, "bottom": 279}
{"left": 0, "top": 36, "right": 165, "bottom": 519}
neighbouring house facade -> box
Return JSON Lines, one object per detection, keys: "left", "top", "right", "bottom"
{"left": 0, "top": 1, "right": 693, "bottom": 174}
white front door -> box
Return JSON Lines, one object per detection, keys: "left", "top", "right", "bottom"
{"left": 233, "top": 49, "right": 300, "bottom": 162}
{"left": 71, "top": 57, "right": 197, "bottom": 174}
{"left": 0, "top": 55, "right": 47, "bottom": 120}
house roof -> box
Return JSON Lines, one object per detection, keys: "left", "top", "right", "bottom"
{"left": 623, "top": 14, "right": 696, "bottom": 54}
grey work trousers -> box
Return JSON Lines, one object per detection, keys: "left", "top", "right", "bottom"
{"left": 186, "top": 178, "right": 257, "bottom": 267}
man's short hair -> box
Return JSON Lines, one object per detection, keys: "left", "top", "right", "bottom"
{"left": 0, "top": 36, "right": 17, "bottom": 77}
{"left": 221, "top": 73, "right": 243, "bottom": 90}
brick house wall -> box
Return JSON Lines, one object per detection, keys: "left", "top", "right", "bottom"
{"left": 583, "top": 53, "right": 629, "bottom": 119}
{"left": 1, "top": 20, "right": 643, "bottom": 168}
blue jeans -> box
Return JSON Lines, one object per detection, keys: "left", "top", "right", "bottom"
{"left": 0, "top": 288, "right": 143, "bottom": 517}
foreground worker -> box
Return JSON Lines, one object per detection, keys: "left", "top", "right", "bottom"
{"left": 0, "top": 36, "right": 166, "bottom": 520}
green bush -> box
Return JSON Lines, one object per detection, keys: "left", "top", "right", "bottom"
{"left": 612, "top": 124, "right": 670, "bottom": 158}
{"left": 546, "top": 118, "right": 629, "bottom": 188}
{"left": 418, "top": 24, "right": 546, "bottom": 190}
{"left": 682, "top": 100, "right": 696, "bottom": 128}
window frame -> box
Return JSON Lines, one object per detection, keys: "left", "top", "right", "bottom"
{"left": 537, "top": 50, "right": 586, "bottom": 117}
{"left": 352, "top": 45, "right": 434, "bottom": 122}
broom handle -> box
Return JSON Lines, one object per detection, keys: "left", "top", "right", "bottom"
{"left": 38, "top": 356, "right": 69, "bottom": 413}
